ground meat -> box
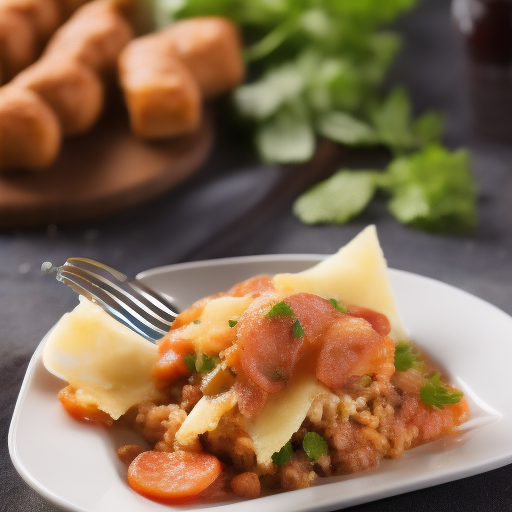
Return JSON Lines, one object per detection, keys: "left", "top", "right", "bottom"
{"left": 324, "top": 421, "right": 380, "bottom": 475}
{"left": 279, "top": 452, "right": 316, "bottom": 491}
{"left": 198, "top": 471, "right": 232, "bottom": 501}
{"left": 307, "top": 392, "right": 340, "bottom": 427}
{"left": 373, "top": 396, "right": 418, "bottom": 459}
{"left": 117, "top": 445, "right": 145, "bottom": 465}
{"left": 313, "top": 452, "right": 332, "bottom": 477}
{"left": 155, "top": 407, "right": 188, "bottom": 452}
{"left": 202, "top": 416, "right": 257, "bottom": 472}
{"left": 230, "top": 472, "right": 261, "bottom": 499}
{"left": 180, "top": 384, "right": 203, "bottom": 412}
{"left": 291, "top": 427, "right": 308, "bottom": 445}
{"left": 133, "top": 402, "right": 175, "bottom": 443}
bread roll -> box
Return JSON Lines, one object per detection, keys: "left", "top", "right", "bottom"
{"left": 45, "top": 0, "right": 133, "bottom": 75}
{"left": 163, "top": 17, "right": 244, "bottom": 98}
{"left": 0, "top": 86, "right": 61, "bottom": 171}
{"left": 119, "top": 35, "right": 201, "bottom": 139}
{"left": 13, "top": 56, "right": 104, "bottom": 136}
{"left": 0, "top": 9, "right": 36, "bottom": 83}
{"left": 0, "top": 0, "right": 61, "bottom": 41}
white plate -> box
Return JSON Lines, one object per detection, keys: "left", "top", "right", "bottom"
{"left": 9, "top": 255, "right": 512, "bottom": 512}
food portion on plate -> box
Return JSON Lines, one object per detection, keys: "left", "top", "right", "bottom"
{"left": 42, "top": 226, "right": 469, "bottom": 503}
{"left": 0, "top": 0, "right": 244, "bottom": 172}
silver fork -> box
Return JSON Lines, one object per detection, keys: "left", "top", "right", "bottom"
{"left": 41, "top": 258, "right": 179, "bottom": 342}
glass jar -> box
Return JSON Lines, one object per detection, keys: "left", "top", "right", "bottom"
{"left": 452, "top": 0, "right": 512, "bottom": 141}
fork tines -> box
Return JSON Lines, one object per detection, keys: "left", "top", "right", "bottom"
{"left": 43, "top": 258, "right": 179, "bottom": 343}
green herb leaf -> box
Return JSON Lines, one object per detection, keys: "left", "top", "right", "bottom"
{"left": 303, "top": 432, "right": 328, "bottom": 461}
{"left": 272, "top": 440, "right": 293, "bottom": 466}
{"left": 234, "top": 64, "right": 304, "bottom": 121}
{"left": 420, "top": 372, "right": 464, "bottom": 409}
{"left": 393, "top": 342, "right": 421, "bottom": 372}
{"left": 293, "top": 170, "right": 378, "bottom": 225}
{"left": 328, "top": 298, "right": 348, "bottom": 313}
{"left": 256, "top": 105, "right": 315, "bottom": 164}
{"left": 364, "top": 32, "right": 403, "bottom": 85}
{"left": 386, "top": 145, "right": 477, "bottom": 233}
{"left": 198, "top": 354, "right": 220, "bottom": 374}
{"left": 267, "top": 301, "right": 294, "bottom": 319}
{"left": 316, "top": 111, "right": 379, "bottom": 146}
{"left": 193, "top": 319, "right": 201, "bottom": 324}
{"left": 159, "top": 0, "right": 425, "bottom": 165}
{"left": 371, "top": 87, "right": 416, "bottom": 152}
{"left": 185, "top": 353, "right": 197, "bottom": 373}
{"left": 228, "top": 319, "right": 238, "bottom": 328}
{"left": 412, "top": 111, "right": 445, "bottom": 147}
{"left": 292, "top": 319, "right": 305, "bottom": 338}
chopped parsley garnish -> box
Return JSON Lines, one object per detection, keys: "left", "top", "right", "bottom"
{"left": 184, "top": 353, "right": 219, "bottom": 374}
{"left": 272, "top": 440, "right": 293, "bottom": 467}
{"left": 198, "top": 354, "right": 220, "bottom": 374}
{"left": 394, "top": 341, "right": 422, "bottom": 372}
{"left": 419, "top": 373, "right": 464, "bottom": 410}
{"left": 292, "top": 319, "right": 305, "bottom": 338}
{"left": 267, "top": 301, "right": 305, "bottom": 339}
{"left": 293, "top": 146, "right": 477, "bottom": 234}
{"left": 158, "top": 1, "right": 477, "bottom": 235}
{"left": 328, "top": 298, "right": 348, "bottom": 313}
{"left": 228, "top": 319, "right": 238, "bottom": 328}
{"left": 192, "top": 319, "right": 201, "bottom": 324}
{"left": 303, "top": 432, "right": 328, "bottom": 461}
{"left": 267, "top": 301, "right": 294, "bottom": 319}
{"left": 184, "top": 353, "right": 197, "bottom": 373}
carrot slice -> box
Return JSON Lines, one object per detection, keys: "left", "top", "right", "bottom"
{"left": 128, "top": 451, "right": 222, "bottom": 500}
{"left": 58, "top": 386, "right": 113, "bottom": 426}
{"left": 153, "top": 332, "right": 194, "bottom": 384}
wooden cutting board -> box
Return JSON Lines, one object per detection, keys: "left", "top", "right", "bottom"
{"left": 0, "top": 98, "right": 214, "bottom": 230}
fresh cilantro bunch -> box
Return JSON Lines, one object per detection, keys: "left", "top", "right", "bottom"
{"left": 156, "top": 0, "right": 418, "bottom": 163}
{"left": 294, "top": 145, "right": 477, "bottom": 233}
{"left": 155, "top": 0, "right": 478, "bottom": 233}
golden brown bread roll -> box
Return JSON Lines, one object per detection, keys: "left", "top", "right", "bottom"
{"left": 0, "top": 0, "right": 133, "bottom": 171}
{"left": 0, "top": 0, "right": 62, "bottom": 42}
{"left": 119, "top": 35, "right": 201, "bottom": 139}
{"left": 0, "top": 0, "right": 93, "bottom": 85}
{"left": 13, "top": 56, "right": 104, "bottom": 136}
{"left": 118, "top": 16, "right": 243, "bottom": 140}
{"left": 45, "top": 0, "right": 134, "bottom": 76}
{"left": 0, "top": 86, "right": 61, "bottom": 172}
{"left": 0, "top": 9, "right": 36, "bottom": 82}
{"left": 163, "top": 17, "right": 244, "bottom": 98}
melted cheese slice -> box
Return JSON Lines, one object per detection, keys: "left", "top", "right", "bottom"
{"left": 175, "top": 390, "right": 238, "bottom": 447}
{"left": 182, "top": 296, "right": 253, "bottom": 354}
{"left": 273, "top": 225, "right": 408, "bottom": 341}
{"left": 244, "top": 372, "right": 328, "bottom": 464}
{"left": 43, "top": 297, "right": 161, "bottom": 420}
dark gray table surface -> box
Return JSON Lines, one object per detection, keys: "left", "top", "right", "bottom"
{"left": 1, "top": 1, "right": 512, "bottom": 511}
